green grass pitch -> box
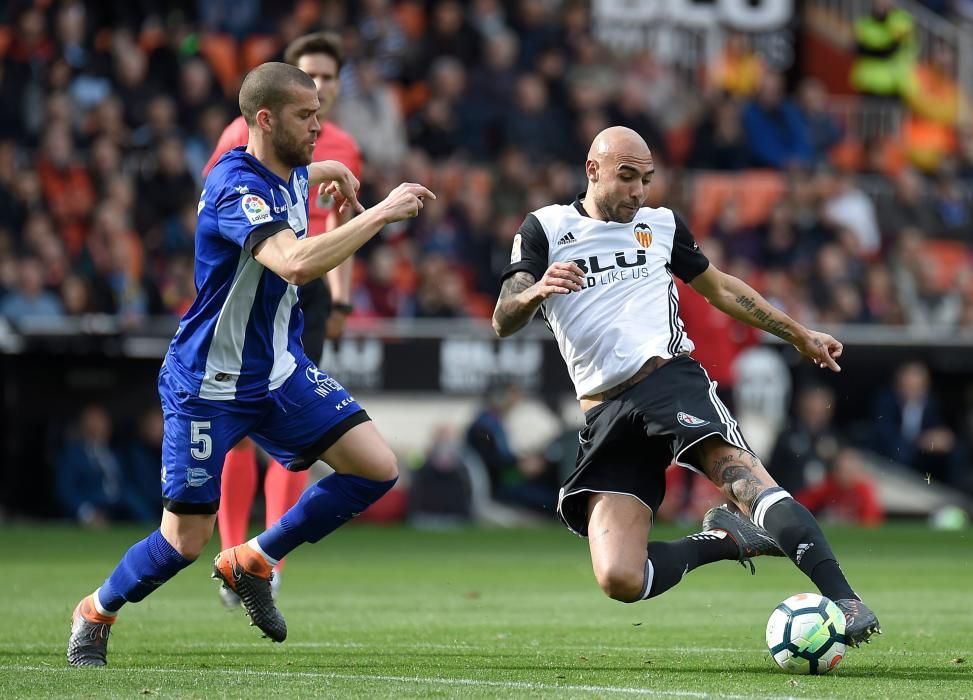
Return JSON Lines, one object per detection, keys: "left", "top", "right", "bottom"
{"left": 3, "top": 523, "right": 971, "bottom": 698}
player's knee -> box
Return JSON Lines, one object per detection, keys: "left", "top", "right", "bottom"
{"left": 165, "top": 522, "right": 215, "bottom": 560}
{"left": 594, "top": 563, "right": 644, "bottom": 603}
{"left": 366, "top": 446, "right": 399, "bottom": 482}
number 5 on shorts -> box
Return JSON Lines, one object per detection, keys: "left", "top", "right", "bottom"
{"left": 190, "top": 421, "right": 212, "bottom": 460}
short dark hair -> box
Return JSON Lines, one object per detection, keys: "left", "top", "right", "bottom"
{"left": 238, "top": 62, "right": 316, "bottom": 126}
{"left": 283, "top": 31, "right": 343, "bottom": 70}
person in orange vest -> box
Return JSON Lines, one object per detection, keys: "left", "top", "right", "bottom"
{"left": 708, "top": 31, "right": 765, "bottom": 98}
{"left": 902, "top": 42, "right": 971, "bottom": 172}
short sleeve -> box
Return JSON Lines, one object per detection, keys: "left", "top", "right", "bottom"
{"left": 670, "top": 211, "right": 710, "bottom": 283}
{"left": 500, "top": 214, "right": 549, "bottom": 283}
{"left": 216, "top": 182, "right": 291, "bottom": 253}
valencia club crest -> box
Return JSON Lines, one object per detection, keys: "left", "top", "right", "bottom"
{"left": 633, "top": 222, "right": 653, "bottom": 248}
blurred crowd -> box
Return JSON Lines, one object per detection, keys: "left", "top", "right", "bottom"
{"left": 0, "top": 0, "right": 971, "bottom": 329}
{"left": 57, "top": 353, "right": 972, "bottom": 528}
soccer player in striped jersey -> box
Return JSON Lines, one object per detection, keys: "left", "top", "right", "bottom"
{"left": 201, "top": 32, "right": 364, "bottom": 608}
{"left": 492, "top": 126, "right": 880, "bottom": 648}
{"left": 67, "top": 62, "right": 434, "bottom": 666}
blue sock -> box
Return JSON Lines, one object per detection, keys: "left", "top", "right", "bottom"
{"left": 256, "top": 473, "right": 397, "bottom": 561}
{"left": 96, "top": 529, "right": 193, "bottom": 613}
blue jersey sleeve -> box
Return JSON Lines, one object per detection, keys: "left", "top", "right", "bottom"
{"left": 215, "top": 179, "right": 292, "bottom": 253}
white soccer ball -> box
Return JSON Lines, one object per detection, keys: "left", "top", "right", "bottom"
{"left": 766, "top": 593, "right": 846, "bottom": 674}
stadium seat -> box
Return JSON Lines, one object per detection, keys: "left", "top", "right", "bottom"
{"left": 691, "top": 171, "right": 786, "bottom": 236}
{"left": 200, "top": 33, "right": 241, "bottom": 95}
{"left": 243, "top": 36, "right": 280, "bottom": 72}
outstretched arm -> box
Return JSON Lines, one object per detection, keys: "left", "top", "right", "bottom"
{"left": 689, "top": 263, "right": 843, "bottom": 372}
{"left": 492, "top": 262, "right": 585, "bottom": 337}
{"left": 254, "top": 183, "right": 434, "bottom": 286}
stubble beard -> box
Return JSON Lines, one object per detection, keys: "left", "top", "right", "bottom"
{"left": 274, "top": 129, "right": 313, "bottom": 169}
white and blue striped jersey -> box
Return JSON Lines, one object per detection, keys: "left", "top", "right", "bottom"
{"left": 165, "top": 146, "right": 310, "bottom": 401}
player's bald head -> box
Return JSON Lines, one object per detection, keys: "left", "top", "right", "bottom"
{"left": 239, "top": 62, "right": 317, "bottom": 126}
{"left": 583, "top": 126, "right": 655, "bottom": 223}
{"left": 587, "top": 126, "right": 652, "bottom": 165}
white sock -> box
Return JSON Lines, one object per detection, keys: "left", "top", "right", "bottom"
{"left": 92, "top": 588, "right": 118, "bottom": 617}
{"left": 247, "top": 538, "right": 279, "bottom": 566}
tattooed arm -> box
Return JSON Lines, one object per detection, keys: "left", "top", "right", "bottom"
{"left": 689, "top": 263, "right": 843, "bottom": 372}
{"left": 492, "top": 262, "right": 586, "bottom": 337}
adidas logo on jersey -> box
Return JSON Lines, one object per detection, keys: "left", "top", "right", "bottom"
{"left": 556, "top": 231, "right": 578, "bottom": 246}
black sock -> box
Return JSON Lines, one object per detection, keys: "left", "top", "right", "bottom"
{"left": 753, "top": 488, "right": 857, "bottom": 601}
{"left": 640, "top": 532, "right": 739, "bottom": 599}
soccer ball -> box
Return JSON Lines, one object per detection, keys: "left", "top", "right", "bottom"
{"left": 766, "top": 593, "right": 846, "bottom": 674}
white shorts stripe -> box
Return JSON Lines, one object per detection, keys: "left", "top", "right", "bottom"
{"left": 706, "top": 378, "right": 747, "bottom": 448}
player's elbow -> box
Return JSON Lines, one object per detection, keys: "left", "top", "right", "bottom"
{"left": 283, "top": 260, "right": 317, "bottom": 287}
{"left": 492, "top": 316, "right": 515, "bottom": 338}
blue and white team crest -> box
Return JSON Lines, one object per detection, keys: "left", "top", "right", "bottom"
{"left": 186, "top": 467, "right": 213, "bottom": 487}
{"left": 677, "top": 411, "right": 709, "bottom": 428}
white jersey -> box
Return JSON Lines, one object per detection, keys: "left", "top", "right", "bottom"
{"left": 502, "top": 196, "right": 710, "bottom": 399}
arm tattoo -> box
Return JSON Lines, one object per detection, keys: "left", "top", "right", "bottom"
{"left": 493, "top": 271, "right": 540, "bottom": 336}
{"left": 734, "top": 294, "right": 794, "bottom": 341}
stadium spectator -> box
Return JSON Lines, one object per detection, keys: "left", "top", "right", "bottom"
{"left": 796, "top": 78, "right": 844, "bottom": 166}
{"left": 797, "top": 447, "right": 884, "bottom": 527}
{"left": 120, "top": 407, "right": 166, "bottom": 524}
{"left": 336, "top": 58, "right": 407, "bottom": 166}
{"left": 55, "top": 404, "right": 156, "bottom": 527}
{"left": 466, "top": 382, "right": 556, "bottom": 514}
{"left": 688, "top": 96, "right": 749, "bottom": 171}
{"left": 870, "top": 360, "right": 969, "bottom": 491}
{"left": 35, "top": 125, "right": 95, "bottom": 257}
{"left": 820, "top": 171, "right": 882, "bottom": 256}
{"left": 708, "top": 31, "right": 765, "bottom": 98}
{"left": 850, "top": 0, "right": 916, "bottom": 98}
{"left": 769, "top": 385, "right": 843, "bottom": 495}
{"left": 409, "top": 424, "right": 474, "bottom": 525}
{"left": 879, "top": 168, "right": 942, "bottom": 242}
{"left": 902, "top": 42, "right": 969, "bottom": 173}
{"left": 931, "top": 173, "right": 972, "bottom": 241}
{"left": 741, "top": 72, "right": 812, "bottom": 170}
{"left": 414, "top": 0, "right": 482, "bottom": 71}
{"left": 502, "top": 73, "right": 569, "bottom": 162}
{"left": 0, "top": 256, "right": 64, "bottom": 323}
{"left": 899, "top": 255, "right": 963, "bottom": 327}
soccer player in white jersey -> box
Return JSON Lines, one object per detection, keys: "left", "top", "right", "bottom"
{"left": 67, "top": 62, "right": 434, "bottom": 666}
{"left": 492, "top": 126, "right": 880, "bottom": 647}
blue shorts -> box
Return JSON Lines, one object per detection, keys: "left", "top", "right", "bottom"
{"left": 158, "top": 359, "right": 368, "bottom": 514}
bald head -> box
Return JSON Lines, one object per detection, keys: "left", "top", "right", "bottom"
{"left": 583, "top": 126, "right": 654, "bottom": 223}
{"left": 239, "top": 62, "right": 317, "bottom": 127}
{"left": 588, "top": 126, "right": 651, "bottom": 163}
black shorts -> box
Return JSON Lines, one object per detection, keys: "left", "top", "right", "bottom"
{"left": 557, "top": 355, "right": 754, "bottom": 537}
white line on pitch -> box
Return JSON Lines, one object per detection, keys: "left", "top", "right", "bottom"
{"left": 0, "top": 665, "right": 821, "bottom": 700}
